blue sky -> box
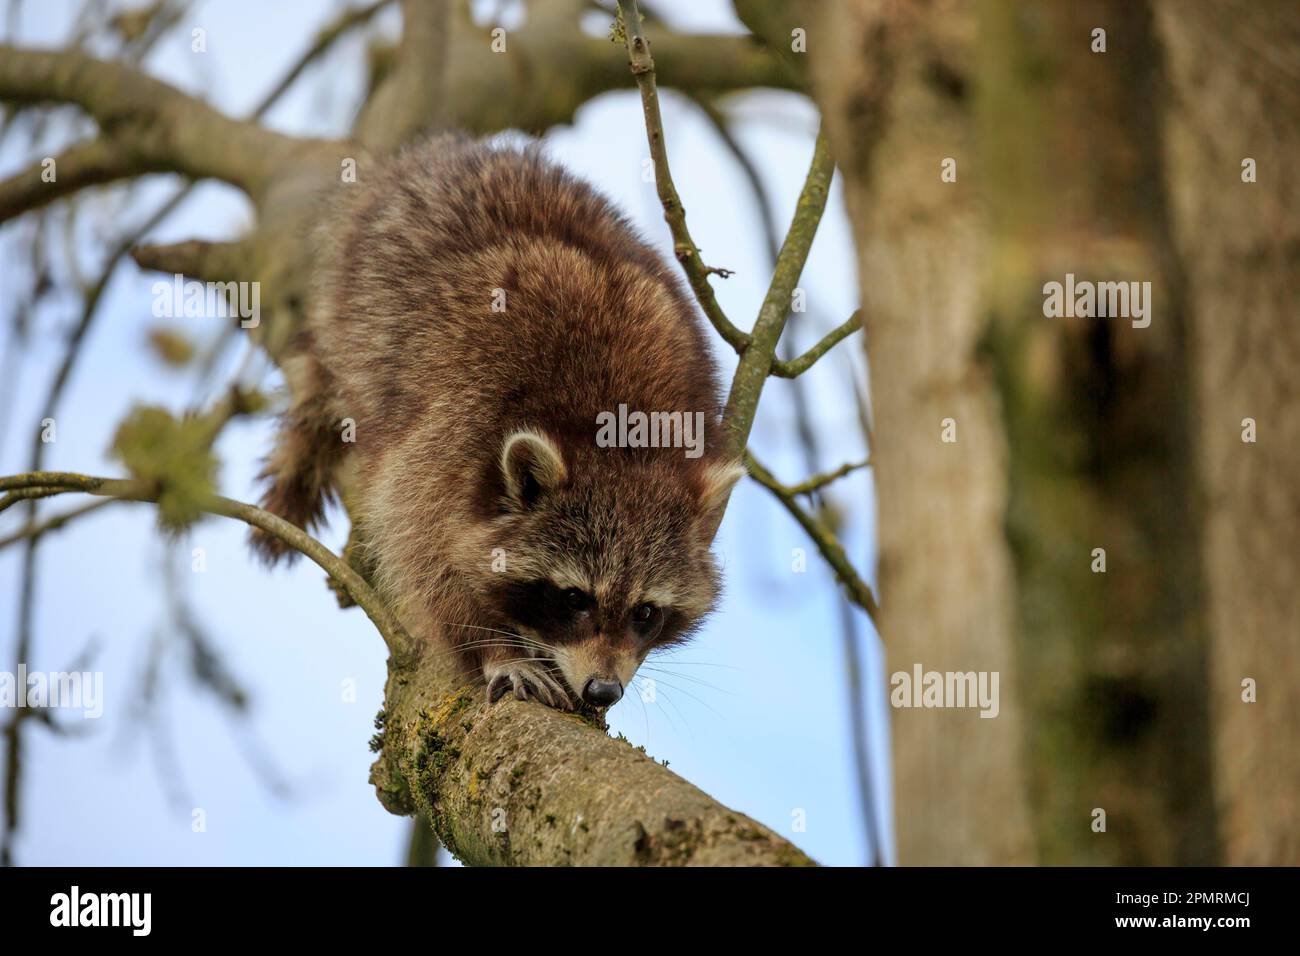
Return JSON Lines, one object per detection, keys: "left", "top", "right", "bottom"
{"left": 0, "top": 0, "right": 889, "bottom": 866}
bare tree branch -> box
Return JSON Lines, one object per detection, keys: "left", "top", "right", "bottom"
{"left": 722, "top": 129, "right": 834, "bottom": 451}
{"left": 130, "top": 238, "right": 249, "bottom": 282}
{"left": 366, "top": 11, "right": 796, "bottom": 135}
{"left": 616, "top": 0, "right": 751, "bottom": 354}
{"left": 355, "top": 0, "right": 448, "bottom": 149}
{"left": 783, "top": 457, "right": 871, "bottom": 496}
{"left": 257, "top": 0, "right": 397, "bottom": 117}
{"left": 689, "top": 95, "right": 782, "bottom": 262}
{"left": 694, "top": 94, "right": 882, "bottom": 864}
{"left": 771, "top": 309, "right": 862, "bottom": 378}
{"left": 0, "top": 44, "right": 313, "bottom": 197}
{"left": 0, "top": 471, "right": 418, "bottom": 661}
{"left": 0, "top": 136, "right": 164, "bottom": 223}
{"left": 0, "top": 497, "right": 114, "bottom": 549}
{"left": 743, "top": 452, "right": 879, "bottom": 621}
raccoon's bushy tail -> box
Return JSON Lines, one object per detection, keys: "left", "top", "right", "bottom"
{"left": 250, "top": 336, "right": 347, "bottom": 565}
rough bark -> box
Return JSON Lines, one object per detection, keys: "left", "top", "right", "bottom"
{"left": 1154, "top": 0, "right": 1300, "bottom": 865}
{"left": 372, "top": 654, "right": 813, "bottom": 867}
{"left": 810, "top": 0, "right": 1036, "bottom": 865}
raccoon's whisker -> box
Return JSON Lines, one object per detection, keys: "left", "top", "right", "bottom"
{"left": 413, "top": 640, "right": 548, "bottom": 667}
{"left": 442, "top": 642, "right": 546, "bottom": 658}
{"left": 631, "top": 679, "right": 651, "bottom": 745}
{"left": 635, "top": 678, "right": 691, "bottom": 742}
{"left": 639, "top": 665, "right": 731, "bottom": 696}
{"left": 455, "top": 639, "right": 546, "bottom": 653}
{"left": 627, "top": 677, "right": 655, "bottom": 741}
{"left": 451, "top": 633, "right": 550, "bottom": 651}
{"left": 638, "top": 676, "right": 727, "bottom": 721}
{"left": 644, "top": 652, "right": 745, "bottom": 670}
{"left": 658, "top": 689, "right": 694, "bottom": 742}
{"left": 440, "top": 622, "right": 544, "bottom": 643}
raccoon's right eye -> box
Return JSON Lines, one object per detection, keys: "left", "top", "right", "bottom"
{"left": 562, "top": 588, "right": 593, "bottom": 613}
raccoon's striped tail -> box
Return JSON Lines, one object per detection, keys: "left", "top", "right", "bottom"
{"left": 250, "top": 337, "right": 348, "bottom": 565}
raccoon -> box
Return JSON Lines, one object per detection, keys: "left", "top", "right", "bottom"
{"left": 254, "top": 133, "right": 744, "bottom": 711}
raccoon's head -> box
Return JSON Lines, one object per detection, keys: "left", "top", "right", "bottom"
{"left": 481, "top": 428, "right": 743, "bottom": 709}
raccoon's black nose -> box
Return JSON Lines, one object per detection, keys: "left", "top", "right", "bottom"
{"left": 582, "top": 678, "right": 623, "bottom": 707}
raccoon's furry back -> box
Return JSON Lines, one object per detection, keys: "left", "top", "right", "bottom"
{"left": 254, "top": 133, "right": 727, "bottom": 630}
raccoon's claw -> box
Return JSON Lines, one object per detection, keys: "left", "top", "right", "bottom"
{"left": 485, "top": 661, "right": 573, "bottom": 711}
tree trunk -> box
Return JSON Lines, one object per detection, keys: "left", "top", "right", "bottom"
{"left": 811, "top": 0, "right": 1036, "bottom": 865}
{"left": 1153, "top": 0, "right": 1300, "bottom": 865}
{"left": 811, "top": 0, "right": 1225, "bottom": 864}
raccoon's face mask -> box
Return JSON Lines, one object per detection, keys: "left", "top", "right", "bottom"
{"left": 488, "top": 428, "right": 743, "bottom": 708}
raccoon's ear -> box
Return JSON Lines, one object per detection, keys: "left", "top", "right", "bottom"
{"left": 696, "top": 459, "right": 747, "bottom": 520}
{"left": 501, "top": 429, "right": 567, "bottom": 508}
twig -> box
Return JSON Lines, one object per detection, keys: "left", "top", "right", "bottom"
{"left": 0, "top": 498, "right": 114, "bottom": 549}
{"left": 771, "top": 310, "right": 863, "bottom": 378}
{"left": 616, "top": 0, "right": 750, "bottom": 354}
{"left": 0, "top": 472, "right": 417, "bottom": 661}
{"left": 0, "top": 486, "right": 64, "bottom": 514}
{"left": 784, "top": 458, "right": 871, "bottom": 496}
{"left": 743, "top": 452, "right": 879, "bottom": 622}
{"left": 256, "top": 0, "right": 396, "bottom": 117}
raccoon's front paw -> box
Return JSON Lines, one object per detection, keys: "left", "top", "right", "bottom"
{"left": 485, "top": 660, "right": 573, "bottom": 711}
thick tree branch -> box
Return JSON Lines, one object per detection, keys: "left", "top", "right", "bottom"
{"left": 367, "top": 14, "right": 795, "bottom": 135}
{"left": 0, "top": 44, "right": 314, "bottom": 198}
{"left": 130, "top": 238, "right": 250, "bottom": 282}
{"left": 0, "top": 136, "right": 165, "bottom": 222}
{"left": 355, "top": 0, "right": 448, "bottom": 149}
{"left": 372, "top": 661, "right": 816, "bottom": 866}
{"left": 723, "top": 129, "right": 834, "bottom": 451}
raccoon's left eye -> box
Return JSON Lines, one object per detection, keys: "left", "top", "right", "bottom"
{"left": 630, "top": 603, "right": 663, "bottom": 636}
